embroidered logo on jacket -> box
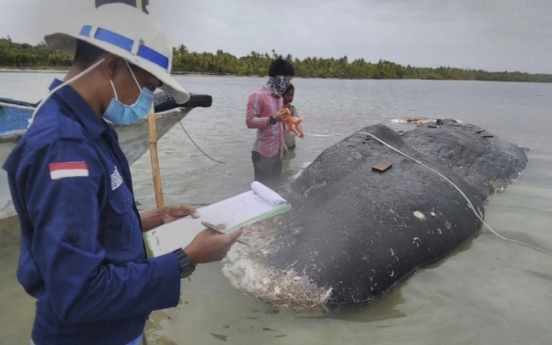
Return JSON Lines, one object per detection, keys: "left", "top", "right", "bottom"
{"left": 49, "top": 162, "right": 89, "bottom": 180}
{"left": 110, "top": 166, "right": 123, "bottom": 190}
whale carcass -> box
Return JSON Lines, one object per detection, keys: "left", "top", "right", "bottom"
{"left": 223, "top": 120, "right": 528, "bottom": 313}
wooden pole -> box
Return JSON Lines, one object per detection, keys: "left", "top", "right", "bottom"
{"left": 136, "top": 0, "right": 164, "bottom": 208}
{"left": 147, "top": 108, "right": 164, "bottom": 208}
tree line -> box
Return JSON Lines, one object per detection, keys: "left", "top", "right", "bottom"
{"left": 1, "top": 37, "right": 551, "bottom": 83}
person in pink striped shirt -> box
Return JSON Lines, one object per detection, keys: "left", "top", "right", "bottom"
{"left": 246, "top": 57, "right": 295, "bottom": 186}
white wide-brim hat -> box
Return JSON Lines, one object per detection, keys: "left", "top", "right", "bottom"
{"left": 44, "top": 3, "right": 189, "bottom": 104}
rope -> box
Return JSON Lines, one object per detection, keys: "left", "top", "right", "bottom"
{"left": 359, "top": 131, "right": 552, "bottom": 256}
{"left": 179, "top": 121, "right": 225, "bottom": 164}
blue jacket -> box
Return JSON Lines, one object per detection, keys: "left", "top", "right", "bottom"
{"left": 3, "top": 80, "right": 181, "bottom": 345}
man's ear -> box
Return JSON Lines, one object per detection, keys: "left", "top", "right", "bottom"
{"left": 101, "top": 54, "right": 122, "bottom": 79}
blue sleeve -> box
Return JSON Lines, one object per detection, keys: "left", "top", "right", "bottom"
{"left": 20, "top": 138, "right": 181, "bottom": 324}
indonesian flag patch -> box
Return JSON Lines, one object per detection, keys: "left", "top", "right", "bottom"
{"left": 49, "top": 161, "right": 89, "bottom": 180}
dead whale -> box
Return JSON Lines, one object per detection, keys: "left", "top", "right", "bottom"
{"left": 222, "top": 120, "right": 528, "bottom": 314}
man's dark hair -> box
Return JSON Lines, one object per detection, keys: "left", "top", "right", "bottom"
{"left": 268, "top": 57, "right": 294, "bottom": 77}
{"left": 73, "top": 40, "right": 107, "bottom": 68}
{"left": 73, "top": 40, "right": 142, "bottom": 73}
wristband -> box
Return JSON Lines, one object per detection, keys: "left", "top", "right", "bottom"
{"left": 172, "top": 248, "right": 196, "bottom": 278}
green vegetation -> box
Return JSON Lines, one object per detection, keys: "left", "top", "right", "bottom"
{"left": 1, "top": 37, "right": 551, "bottom": 83}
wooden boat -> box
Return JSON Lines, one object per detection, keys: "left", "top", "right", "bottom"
{"left": 0, "top": 93, "right": 212, "bottom": 220}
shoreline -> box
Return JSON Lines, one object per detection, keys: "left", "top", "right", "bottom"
{"left": 0, "top": 68, "right": 256, "bottom": 77}
{"left": 0, "top": 67, "right": 68, "bottom": 74}
{"left": 0, "top": 67, "right": 550, "bottom": 84}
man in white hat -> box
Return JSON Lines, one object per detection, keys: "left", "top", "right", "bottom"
{"left": 2, "top": 4, "right": 241, "bottom": 345}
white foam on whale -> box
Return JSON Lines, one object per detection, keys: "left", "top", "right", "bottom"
{"left": 222, "top": 222, "right": 333, "bottom": 315}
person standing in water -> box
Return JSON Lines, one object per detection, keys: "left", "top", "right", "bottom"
{"left": 3, "top": 4, "right": 241, "bottom": 345}
{"left": 282, "top": 83, "right": 301, "bottom": 152}
{"left": 246, "top": 57, "right": 295, "bottom": 186}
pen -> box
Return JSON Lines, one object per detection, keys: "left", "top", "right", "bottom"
{"left": 201, "top": 221, "right": 250, "bottom": 246}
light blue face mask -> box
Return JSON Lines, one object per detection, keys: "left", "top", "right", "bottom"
{"left": 103, "top": 61, "right": 154, "bottom": 125}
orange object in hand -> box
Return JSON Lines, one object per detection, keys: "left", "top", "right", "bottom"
{"left": 282, "top": 108, "right": 304, "bottom": 138}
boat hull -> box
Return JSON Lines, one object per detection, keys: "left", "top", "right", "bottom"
{"left": 0, "top": 103, "right": 191, "bottom": 220}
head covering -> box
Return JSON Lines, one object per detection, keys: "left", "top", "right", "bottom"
{"left": 44, "top": 3, "right": 189, "bottom": 104}
{"left": 267, "top": 76, "right": 291, "bottom": 97}
{"left": 95, "top": 0, "right": 149, "bottom": 14}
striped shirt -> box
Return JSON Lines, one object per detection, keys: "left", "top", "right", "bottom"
{"left": 245, "top": 85, "right": 284, "bottom": 157}
{"left": 246, "top": 85, "right": 284, "bottom": 158}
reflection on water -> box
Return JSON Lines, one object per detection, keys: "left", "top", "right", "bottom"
{"left": 326, "top": 290, "right": 408, "bottom": 324}
{"left": 1, "top": 75, "right": 552, "bottom": 344}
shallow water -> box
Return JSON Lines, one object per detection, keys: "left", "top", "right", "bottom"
{"left": 0, "top": 74, "right": 551, "bottom": 344}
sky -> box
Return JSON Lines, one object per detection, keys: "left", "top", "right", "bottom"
{"left": 0, "top": 0, "right": 551, "bottom": 74}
